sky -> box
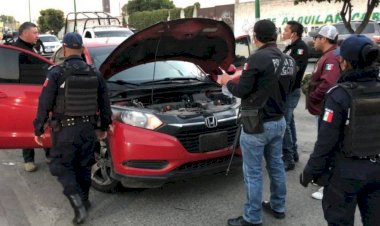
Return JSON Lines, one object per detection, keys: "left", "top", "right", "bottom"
{"left": 0, "top": 0, "right": 246, "bottom": 23}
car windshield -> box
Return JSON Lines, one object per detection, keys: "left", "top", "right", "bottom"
{"left": 108, "top": 61, "right": 207, "bottom": 84}
{"left": 87, "top": 45, "right": 118, "bottom": 69}
{"left": 94, "top": 30, "right": 133, "bottom": 38}
{"left": 39, "top": 36, "right": 59, "bottom": 42}
{"left": 334, "top": 23, "right": 375, "bottom": 34}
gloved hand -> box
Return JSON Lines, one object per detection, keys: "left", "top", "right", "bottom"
{"left": 299, "top": 171, "right": 313, "bottom": 187}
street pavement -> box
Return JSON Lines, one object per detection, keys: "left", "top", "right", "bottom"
{"left": 0, "top": 72, "right": 363, "bottom": 226}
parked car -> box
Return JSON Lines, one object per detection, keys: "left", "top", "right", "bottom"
{"left": 1, "top": 18, "right": 244, "bottom": 192}
{"left": 82, "top": 26, "right": 134, "bottom": 39}
{"left": 38, "top": 34, "right": 61, "bottom": 58}
{"left": 303, "top": 20, "right": 380, "bottom": 59}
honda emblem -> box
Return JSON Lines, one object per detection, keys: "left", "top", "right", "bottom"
{"left": 205, "top": 116, "right": 217, "bottom": 128}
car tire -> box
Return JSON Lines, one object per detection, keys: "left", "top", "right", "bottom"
{"left": 91, "top": 140, "right": 121, "bottom": 193}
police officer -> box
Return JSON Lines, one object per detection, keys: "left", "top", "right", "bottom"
{"left": 13, "top": 22, "right": 49, "bottom": 172}
{"left": 281, "top": 21, "right": 309, "bottom": 171}
{"left": 33, "top": 32, "right": 112, "bottom": 225}
{"left": 218, "top": 20, "right": 296, "bottom": 226}
{"left": 300, "top": 35, "right": 380, "bottom": 226}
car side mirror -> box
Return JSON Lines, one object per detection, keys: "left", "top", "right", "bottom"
{"left": 226, "top": 64, "right": 236, "bottom": 75}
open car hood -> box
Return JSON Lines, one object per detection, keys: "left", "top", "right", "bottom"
{"left": 100, "top": 18, "right": 235, "bottom": 79}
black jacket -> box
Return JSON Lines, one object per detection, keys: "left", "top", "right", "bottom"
{"left": 283, "top": 38, "right": 309, "bottom": 91}
{"left": 303, "top": 66, "right": 380, "bottom": 183}
{"left": 33, "top": 55, "right": 113, "bottom": 135}
{"left": 13, "top": 38, "right": 35, "bottom": 52}
{"left": 226, "top": 43, "right": 296, "bottom": 121}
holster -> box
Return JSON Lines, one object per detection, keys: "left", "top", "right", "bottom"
{"left": 49, "top": 119, "right": 61, "bottom": 132}
{"left": 240, "top": 109, "right": 264, "bottom": 134}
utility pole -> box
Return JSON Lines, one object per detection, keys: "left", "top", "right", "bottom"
{"left": 255, "top": 0, "right": 260, "bottom": 22}
{"left": 28, "top": 0, "right": 32, "bottom": 22}
{"left": 74, "top": 0, "right": 77, "bottom": 33}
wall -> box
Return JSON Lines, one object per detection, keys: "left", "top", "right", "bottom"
{"left": 234, "top": 0, "right": 380, "bottom": 36}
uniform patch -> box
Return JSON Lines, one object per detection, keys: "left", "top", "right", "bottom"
{"left": 60, "top": 81, "right": 65, "bottom": 88}
{"left": 43, "top": 79, "right": 49, "bottom": 87}
{"left": 325, "top": 64, "right": 334, "bottom": 71}
{"left": 323, "top": 108, "right": 334, "bottom": 123}
{"left": 243, "top": 63, "right": 249, "bottom": 71}
{"left": 297, "top": 49, "right": 304, "bottom": 55}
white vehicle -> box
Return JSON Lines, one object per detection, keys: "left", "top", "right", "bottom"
{"left": 82, "top": 26, "right": 134, "bottom": 39}
{"left": 39, "top": 34, "right": 61, "bottom": 53}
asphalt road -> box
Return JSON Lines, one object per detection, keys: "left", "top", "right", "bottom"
{"left": 0, "top": 63, "right": 363, "bottom": 226}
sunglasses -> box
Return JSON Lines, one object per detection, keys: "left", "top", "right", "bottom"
{"left": 313, "top": 35, "right": 324, "bottom": 41}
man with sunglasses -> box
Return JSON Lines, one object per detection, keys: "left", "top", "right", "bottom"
{"left": 306, "top": 25, "right": 341, "bottom": 200}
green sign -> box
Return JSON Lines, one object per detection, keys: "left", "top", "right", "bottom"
{"left": 269, "top": 12, "right": 380, "bottom": 26}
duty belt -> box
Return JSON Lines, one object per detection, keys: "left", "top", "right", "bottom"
{"left": 60, "top": 116, "right": 94, "bottom": 127}
{"left": 351, "top": 154, "right": 380, "bottom": 163}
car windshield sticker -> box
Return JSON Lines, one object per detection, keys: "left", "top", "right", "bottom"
{"left": 323, "top": 108, "right": 334, "bottom": 123}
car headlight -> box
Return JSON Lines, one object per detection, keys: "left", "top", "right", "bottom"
{"left": 120, "top": 110, "right": 163, "bottom": 130}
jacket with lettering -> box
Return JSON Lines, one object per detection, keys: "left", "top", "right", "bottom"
{"left": 226, "top": 43, "right": 296, "bottom": 122}
{"left": 307, "top": 45, "right": 340, "bottom": 115}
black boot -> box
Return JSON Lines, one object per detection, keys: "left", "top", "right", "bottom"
{"left": 67, "top": 194, "right": 88, "bottom": 225}
{"left": 82, "top": 190, "right": 91, "bottom": 210}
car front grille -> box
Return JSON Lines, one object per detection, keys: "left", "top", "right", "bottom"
{"left": 177, "top": 155, "right": 232, "bottom": 171}
{"left": 175, "top": 124, "right": 239, "bottom": 153}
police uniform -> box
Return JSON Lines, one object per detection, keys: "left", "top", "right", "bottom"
{"left": 33, "top": 33, "right": 112, "bottom": 224}
{"left": 301, "top": 35, "right": 380, "bottom": 226}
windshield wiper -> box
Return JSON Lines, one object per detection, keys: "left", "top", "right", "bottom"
{"left": 107, "top": 80, "right": 139, "bottom": 86}
{"left": 140, "top": 77, "right": 204, "bottom": 85}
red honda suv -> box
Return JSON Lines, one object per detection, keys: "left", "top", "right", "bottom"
{"left": 1, "top": 18, "right": 249, "bottom": 192}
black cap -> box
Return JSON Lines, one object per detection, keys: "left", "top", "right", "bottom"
{"left": 63, "top": 32, "right": 83, "bottom": 49}
{"left": 253, "top": 19, "right": 277, "bottom": 43}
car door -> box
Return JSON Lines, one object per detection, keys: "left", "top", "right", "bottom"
{"left": 0, "top": 45, "right": 53, "bottom": 149}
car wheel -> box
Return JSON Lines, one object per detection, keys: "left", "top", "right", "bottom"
{"left": 91, "top": 140, "right": 121, "bottom": 193}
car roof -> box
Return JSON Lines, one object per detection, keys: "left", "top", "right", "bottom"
{"left": 83, "top": 37, "right": 126, "bottom": 48}
{"left": 39, "top": 34, "right": 57, "bottom": 37}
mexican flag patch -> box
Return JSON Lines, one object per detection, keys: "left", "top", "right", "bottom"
{"left": 297, "top": 49, "right": 304, "bottom": 55}
{"left": 323, "top": 108, "right": 334, "bottom": 123}
{"left": 325, "top": 64, "right": 334, "bottom": 70}
{"left": 243, "top": 62, "right": 249, "bottom": 71}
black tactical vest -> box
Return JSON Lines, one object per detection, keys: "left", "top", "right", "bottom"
{"left": 54, "top": 63, "right": 99, "bottom": 117}
{"left": 340, "top": 80, "right": 380, "bottom": 157}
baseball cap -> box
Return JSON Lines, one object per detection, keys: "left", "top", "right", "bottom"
{"left": 340, "top": 34, "right": 378, "bottom": 68}
{"left": 253, "top": 19, "right": 277, "bottom": 43}
{"left": 316, "top": 25, "right": 338, "bottom": 40}
{"left": 63, "top": 32, "right": 83, "bottom": 49}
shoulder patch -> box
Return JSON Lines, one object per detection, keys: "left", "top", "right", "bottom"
{"left": 243, "top": 62, "right": 249, "bottom": 71}
{"left": 297, "top": 49, "right": 304, "bottom": 55}
{"left": 323, "top": 108, "right": 334, "bottom": 123}
{"left": 325, "top": 64, "right": 334, "bottom": 71}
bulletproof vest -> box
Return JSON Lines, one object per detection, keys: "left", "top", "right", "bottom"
{"left": 340, "top": 80, "right": 380, "bottom": 157}
{"left": 54, "top": 63, "right": 99, "bottom": 117}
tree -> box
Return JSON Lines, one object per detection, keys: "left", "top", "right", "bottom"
{"left": 37, "top": 9, "right": 64, "bottom": 35}
{"left": 294, "top": 0, "right": 379, "bottom": 34}
{"left": 125, "top": 0, "right": 175, "bottom": 15}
